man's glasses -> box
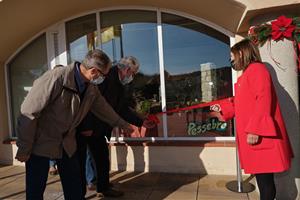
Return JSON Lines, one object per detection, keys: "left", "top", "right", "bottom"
{"left": 94, "top": 67, "right": 107, "bottom": 77}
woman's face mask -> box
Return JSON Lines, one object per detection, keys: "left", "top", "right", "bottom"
{"left": 230, "top": 52, "right": 237, "bottom": 70}
{"left": 90, "top": 76, "right": 105, "bottom": 85}
{"left": 230, "top": 60, "right": 236, "bottom": 70}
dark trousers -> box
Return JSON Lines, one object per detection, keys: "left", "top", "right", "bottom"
{"left": 77, "top": 134, "right": 110, "bottom": 195}
{"left": 25, "top": 151, "right": 85, "bottom": 200}
{"left": 255, "top": 173, "right": 276, "bottom": 200}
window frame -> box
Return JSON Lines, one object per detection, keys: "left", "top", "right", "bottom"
{"left": 5, "top": 7, "right": 237, "bottom": 141}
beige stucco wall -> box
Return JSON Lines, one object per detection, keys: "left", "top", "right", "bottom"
{"left": 110, "top": 146, "right": 237, "bottom": 175}
{"left": 241, "top": 0, "right": 300, "bottom": 10}
{"left": 259, "top": 38, "right": 300, "bottom": 200}
{"left": 0, "top": 0, "right": 246, "bottom": 62}
{"left": 9, "top": 144, "right": 237, "bottom": 175}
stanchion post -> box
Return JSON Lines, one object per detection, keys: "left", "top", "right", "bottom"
{"left": 226, "top": 138, "right": 255, "bottom": 193}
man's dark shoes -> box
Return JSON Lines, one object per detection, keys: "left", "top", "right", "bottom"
{"left": 96, "top": 188, "right": 124, "bottom": 198}
{"left": 108, "top": 182, "right": 114, "bottom": 188}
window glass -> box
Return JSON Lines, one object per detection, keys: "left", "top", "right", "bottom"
{"left": 100, "top": 10, "right": 163, "bottom": 137}
{"left": 8, "top": 34, "right": 48, "bottom": 137}
{"left": 162, "top": 13, "right": 233, "bottom": 137}
{"left": 66, "top": 14, "right": 97, "bottom": 63}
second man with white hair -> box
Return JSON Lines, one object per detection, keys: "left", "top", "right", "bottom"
{"left": 77, "top": 56, "right": 155, "bottom": 198}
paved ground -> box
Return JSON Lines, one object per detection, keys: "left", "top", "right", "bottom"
{"left": 0, "top": 165, "right": 259, "bottom": 200}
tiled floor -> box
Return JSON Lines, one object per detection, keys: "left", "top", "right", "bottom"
{"left": 0, "top": 165, "right": 259, "bottom": 200}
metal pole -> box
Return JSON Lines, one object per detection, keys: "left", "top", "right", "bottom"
{"left": 236, "top": 147, "right": 243, "bottom": 192}
{"left": 226, "top": 135, "right": 255, "bottom": 193}
{"left": 119, "top": 24, "right": 124, "bottom": 58}
{"left": 112, "top": 38, "right": 116, "bottom": 62}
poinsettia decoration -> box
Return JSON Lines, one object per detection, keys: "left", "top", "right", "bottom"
{"left": 248, "top": 15, "right": 300, "bottom": 46}
{"left": 271, "top": 16, "right": 296, "bottom": 40}
{"left": 248, "top": 15, "right": 300, "bottom": 71}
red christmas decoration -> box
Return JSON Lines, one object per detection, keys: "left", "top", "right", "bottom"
{"left": 271, "top": 15, "right": 296, "bottom": 41}
{"left": 147, "top": 114, "right": 160, "bottom": 124}
{"left": 248, "top": 15, "right": 300, "bottom": 71}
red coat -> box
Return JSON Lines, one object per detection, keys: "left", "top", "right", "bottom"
{"left": 219, "top": 62, "right": 293, "bottom": 174}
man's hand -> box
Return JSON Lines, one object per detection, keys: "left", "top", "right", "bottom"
{"left": 121, "top": 124, "right": 134, "bottom": 136}
{"left": 80, "top": 130, "right": 93, "bottom": 137}
{"left": 210, "top": 104, "right": 221, "bottom": 112}
{"left": 142, "top": 119, "right": 156, "bottom": 129}
{"left": 247, "top": 133, "right": 259, "bottom": 145}
{"left": 15, "top": 154, "right": 30, "bottom": 162}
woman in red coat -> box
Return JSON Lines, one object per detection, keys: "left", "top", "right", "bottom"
{"left": 211, "top": 39, "right": 293, "bottom": 200}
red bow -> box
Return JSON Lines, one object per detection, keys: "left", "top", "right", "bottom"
{"left": 147, "top": 114, "right": 160, "bottom": 124}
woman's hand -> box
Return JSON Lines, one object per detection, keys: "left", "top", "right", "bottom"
{"left": 210, "top": 104, "right": 221, "bottom": 112}
{"left": 247, "top": 133, "right": 259, "bottom": 145}
{"left": 121, "top": 123, "right": 134, "bottom": 136}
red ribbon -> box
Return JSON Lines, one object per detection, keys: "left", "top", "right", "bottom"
{"left": 147, "top": 97, "right": 233, "bottom": 124}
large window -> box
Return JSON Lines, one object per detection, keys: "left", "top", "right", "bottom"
{"left": 64, "top": 10, "right": 233, "bottom": 139}
{"left": 8, "top": 34, "right": 48, "bottom": 137}
{"left": 161, "top": 13, "right": 233, "bottom": 137}
{"left": 100, "top": 10, "right": 163, "bottom": 137}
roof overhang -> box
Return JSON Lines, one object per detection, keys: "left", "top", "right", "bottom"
{"left": 238, "top": 3, "right": 300, "bottom": 35}
{"left": 0, "top": 0, "right": 246, "bottom": 62}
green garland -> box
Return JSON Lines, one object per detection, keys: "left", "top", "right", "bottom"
{"left": 248, "top": 15, "right": 300, "bottom": 46}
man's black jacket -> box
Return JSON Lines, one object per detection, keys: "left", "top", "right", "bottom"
{"left": 77, "top": 66, "right": 144, "bottom": 139}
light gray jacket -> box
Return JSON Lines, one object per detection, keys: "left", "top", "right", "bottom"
{"left": 16, "top": 63, "right": 128, "bottom": 158}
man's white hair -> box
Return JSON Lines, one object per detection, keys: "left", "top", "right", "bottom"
{"left": 117, "top": 56, "right": 140, "bottom": 70}
{"left": 82, "top": 49, "right": 111, "bottom": 70}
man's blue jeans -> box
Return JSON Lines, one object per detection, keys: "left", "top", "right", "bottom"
{"left": 49, "top": 159, "right": 56, "bottom": 167}
{"left": 25, "top": 151, "right": 85, "bottom": 200}
{"left": 85, "top": 149, "right": 96, "bottom": 185}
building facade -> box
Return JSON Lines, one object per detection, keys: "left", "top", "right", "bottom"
{"left": 0, "top": 1, "right": 299, "bottom": 199}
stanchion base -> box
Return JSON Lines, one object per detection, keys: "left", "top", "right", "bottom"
{"left": 226, "top": 181, "right": 256, "bottom": 193}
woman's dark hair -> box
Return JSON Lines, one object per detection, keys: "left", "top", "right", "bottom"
{"left": 231, "top": 39, "right": 262, "bottom": 71}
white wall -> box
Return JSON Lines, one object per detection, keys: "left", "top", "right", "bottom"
{"left": 110, "top": 146, "right": 237, "bottom": 175}
{"left": 8, "top": 144, "right": 238, "bottom": 175}
{"left": 258, "top": 36, "right": 300, "bottom": 200}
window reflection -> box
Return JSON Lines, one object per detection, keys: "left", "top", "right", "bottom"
{"left": 63, "top": 11, "right": 234, "bottom": 138}
{"left": 100, "top": 10, "right": 163, "bottom": 137}
{"left": 162, "top": 13, "right": 233, "bottom": 137}
{"left": 66, "top": 14, "right": 97, "bottom": 62}
{"left": 8, "top": 34, "right": 48, "bottom": 137}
